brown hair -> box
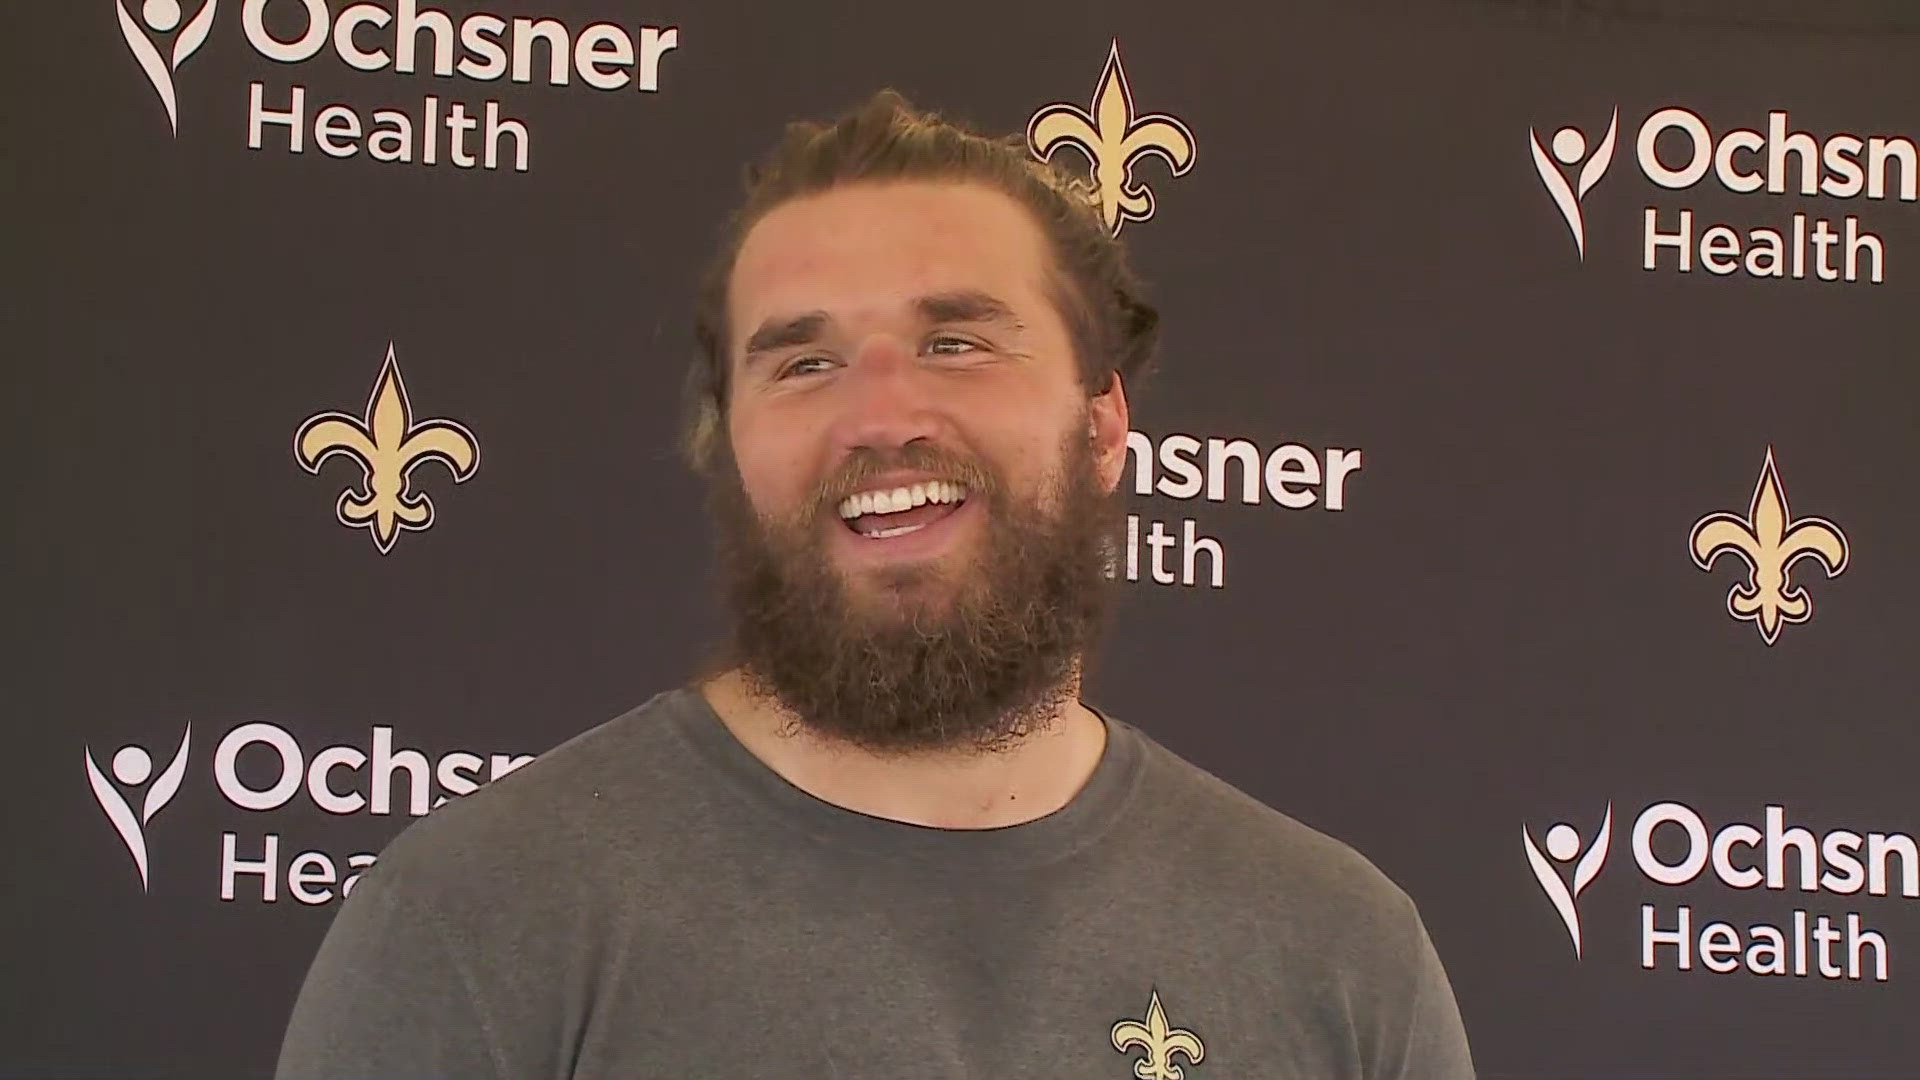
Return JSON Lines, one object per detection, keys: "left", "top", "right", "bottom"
{"left": 682, "top": 88, "right": 1161, "bottom": 472}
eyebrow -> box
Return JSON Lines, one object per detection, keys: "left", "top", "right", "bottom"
{"left": 740, "top": 289, "right": 1023, "bottom": 367}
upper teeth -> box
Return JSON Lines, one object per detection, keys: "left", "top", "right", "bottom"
{"left": 837, "top": 481, "right": 968, "bottom": 519}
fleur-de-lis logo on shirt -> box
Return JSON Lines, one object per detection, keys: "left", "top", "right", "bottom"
{"left": 1028, "top": 40, "right": 1195, "bottom": 236}
{"left": 1111, "top": 988, "right": 1205, "bottom": 1079}
{"left": 294, "top": 343, "right": 479, "bottom": 554}
{"left": 1689, "top": 447, "right": 1848, "bottom": 644}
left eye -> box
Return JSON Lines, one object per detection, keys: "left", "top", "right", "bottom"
{"left": 778, "top": 356, "right": 835, "bottom": 378}
{"left": 928, "top": 335, "right": 980, "bottom": 354}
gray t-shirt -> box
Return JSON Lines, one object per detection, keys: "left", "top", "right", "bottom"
{"left": 275, "top": 688, "right": 1475, "bottom": 1079}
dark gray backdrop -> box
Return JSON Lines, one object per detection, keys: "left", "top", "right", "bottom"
{"left": 5, "top": 0, "right": 1916, "bottom": 1076}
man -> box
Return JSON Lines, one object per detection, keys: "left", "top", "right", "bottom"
{"left": 275, "top": 89, "right": 1475, "bottom": 1079}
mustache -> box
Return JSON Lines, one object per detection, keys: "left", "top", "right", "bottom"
{"left": 803, "top": 442, "right": 999, "bottom": 519}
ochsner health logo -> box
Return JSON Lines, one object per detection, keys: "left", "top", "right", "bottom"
{"left": 1523, "top": 803, "right": 1614, "bottom": 957}
{"left": 113, "top": 0, "right": 683, "bottom": 172}
{"left": 84, "top": 720, "right": 534, "bottom": 904}
{"left": 1529, "top": 108, "right": 1619, "bottom": 260}
{"left": 85, "top": 725, "right": 193, "bottom": 891}
{"left": 1525, "top": 800, "right": 1913, "bottom": 983}
{"left": 1529, "top": 103, "right": 1912, "bottom": 283}
{"left": 117, "top": 0, "right": 218, "bottom": 136}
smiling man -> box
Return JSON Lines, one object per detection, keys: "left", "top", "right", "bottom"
{"left": 276, "top": 90, "right": 1475, "bottom": 1080}
{"left": 697, "top": 177, "right": 1128, "bottom": 790}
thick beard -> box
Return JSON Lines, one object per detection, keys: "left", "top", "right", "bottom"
{"left": 706, "top": 426, "right": 1120, "bottom": 758}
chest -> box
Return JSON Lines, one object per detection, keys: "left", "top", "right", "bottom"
{"left": 549, "top": 884, "right": 1362, "bottom": 1080}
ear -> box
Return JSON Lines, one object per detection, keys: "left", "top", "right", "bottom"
{"left": 1087, "top": 369, "right": 1131, "bottom": 494}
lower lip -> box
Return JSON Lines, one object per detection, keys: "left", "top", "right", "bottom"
{"left": 829, "top": 498, "right": 977, "bottom": 564}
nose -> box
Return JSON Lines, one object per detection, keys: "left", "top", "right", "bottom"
{"left": 825, "top": 333, "right": 944, "bottom": 454}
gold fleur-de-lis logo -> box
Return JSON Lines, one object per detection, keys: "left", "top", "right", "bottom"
{"left": 1028, "top": 40, "right": 1195, "bottom": 236}
{"left": 294, "top": 343, "right": 479, "bottom": 554}
{"left": 1111, "top": 988, "right": 1205, "bottom": 1079}
{"left": 1688, "top": 447, "right": 1848, "bottom": 645}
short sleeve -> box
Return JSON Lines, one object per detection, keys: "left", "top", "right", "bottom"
{"left": 274, "top": 857, "right": 507, "bottom": 1080}
{"left": 1378, "top": 914, "right": 1476, "bottom": 1080}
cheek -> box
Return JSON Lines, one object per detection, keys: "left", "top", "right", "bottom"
{"left": 729, "top": 410, "right": 819, "bottom": 517}
{"left": 983, "top": 403, "right": 1083, "bottom": 489}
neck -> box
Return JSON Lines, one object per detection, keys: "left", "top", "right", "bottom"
{"left": 697, "top": 666, "right": 1108, "bottom": 829}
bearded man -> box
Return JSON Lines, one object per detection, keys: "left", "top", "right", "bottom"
{"left": 276, "top": 89, "right": 1475, "bottom": 1080}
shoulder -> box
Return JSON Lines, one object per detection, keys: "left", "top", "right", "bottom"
{"left": 1122, "top": 720, "right": 1428, "bottom": 948}
{"left": 358, "top": 689, "right": 696, "bottom": 898}
{"left": 1126, "top": 737, "right": 1475, "bottom": 1075}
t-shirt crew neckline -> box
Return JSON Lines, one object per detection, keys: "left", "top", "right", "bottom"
{"left": 665, "top": 686, "right": 1146, "bottom": 868}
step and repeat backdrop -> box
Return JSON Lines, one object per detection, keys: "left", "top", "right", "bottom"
{"left": 5, "top": 0, "right": 1915, "bottom": 1076}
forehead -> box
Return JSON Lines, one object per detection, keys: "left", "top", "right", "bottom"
{"left": 727, "top": 179, "right": 1054, "bottom": 347}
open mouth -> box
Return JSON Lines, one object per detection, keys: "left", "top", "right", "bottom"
{"left": 835, "top": 480, "right": 969, "bottom": 539}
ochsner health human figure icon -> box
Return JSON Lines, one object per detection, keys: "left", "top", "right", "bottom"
{"left": 1530, "top": 107, "right": 1619, "bottom": 260}
{"left": 116, "top": 0, "right": 217, "bottom": 136}
{"left": 85, "top": 725, "right": 191, "bottom": 891}
{"left": 1523, "top": 803, "right": 1613, "bottom": 958}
